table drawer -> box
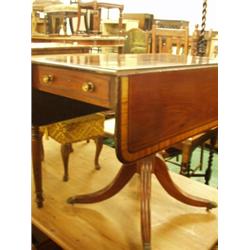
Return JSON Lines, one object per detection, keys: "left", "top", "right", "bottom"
{"left": 32, "top": 65, "right": 115, "bottom": 108}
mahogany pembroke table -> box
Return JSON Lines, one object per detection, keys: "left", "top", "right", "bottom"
{"left": 32, "top": 53, "right": 218, "bottom": 250}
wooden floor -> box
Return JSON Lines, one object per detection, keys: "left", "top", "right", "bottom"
{"left": 32, "top": 138, "right": 218, "bottom": 250}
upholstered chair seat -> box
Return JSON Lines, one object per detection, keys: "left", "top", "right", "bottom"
{"left": 40, "top": 113, "right": 105, "bottom": 181}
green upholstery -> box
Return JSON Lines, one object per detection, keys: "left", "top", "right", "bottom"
{"left": 124, "top": 28, "right": 148, "bottom": 53}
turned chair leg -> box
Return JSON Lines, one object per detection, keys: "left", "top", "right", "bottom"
{"left": 199, "top": 144, "right": 204, "bottom": 171}
{"left": 94, "top": 136, "right": 103, "bottom": 170}
{"left": 40, "top": 133, "right": 44, "bottom": 162}
{"left": 180, "top": 142, "right": 192, "bottom": 176}
{"left": 61, "top": 143, "right": 73, "bottom": 182}
{"left": 205, "top": 149, "right": 213, "bottom": 185}
{"left": 69, "top": 17, "right": 74, "bottom": 34}
{"left": 205, "top": 135, "right": 217, "bottom": 185}
{"left": 32, "top": 125, "right": 44, "bottom": 208}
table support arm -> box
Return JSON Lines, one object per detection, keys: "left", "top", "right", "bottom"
{"left": 154, "top": 155, "right": 217, "bottom": 210}
{"left": 66, "top": 153, "right": 217, "bottom": 249}
{"left": 67, "top": 162, "right": 137, "bottom": 204}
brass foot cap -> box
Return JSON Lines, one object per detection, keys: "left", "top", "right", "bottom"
{"left": 63, "top": 175, "right": 69, "bottom": 182}
{"left": 143, "top": 243, "right": 151, "bottom": 250}
{"left": 206, "top": 201, "right": 217, "bottom": 211}
{"left": 67, "top": 197, "right": 76, "bottom": 204}
{"left": 95, "top": 164, "right": 101, "bottom": 170}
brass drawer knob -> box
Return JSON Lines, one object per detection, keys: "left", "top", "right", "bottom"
{"left": 42, "top": 75, "right": 54, "bottom": 85}
{"left": 82, "top": 82, "right": 95, "bottom": 92}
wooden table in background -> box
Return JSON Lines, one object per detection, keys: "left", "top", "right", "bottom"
{"left": 32, "top": 42, "right": 95, "bottom": 55}
{"left": 32, "top": 53, "right": 218, "bottom": 249}
{"left": 32, "top": 35, "right": 125, "bottom": 53}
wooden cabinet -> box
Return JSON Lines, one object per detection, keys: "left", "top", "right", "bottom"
{"left": 123, "top": 13, "right": 154, "bottom": 31}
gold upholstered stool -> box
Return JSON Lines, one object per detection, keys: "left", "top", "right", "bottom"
{"left": 40, "top": 113, "right": 105, "bottom": 181}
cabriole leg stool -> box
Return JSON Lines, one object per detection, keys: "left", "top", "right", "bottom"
{"left": 32, "top": 113, "right": 105, "bottom": 207}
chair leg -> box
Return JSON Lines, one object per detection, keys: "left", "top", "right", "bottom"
{"left": 180, "top": 142, "right": 192, "bottom": 176}
{"left": 180, "top": 162, "right": 186, "bottom": 175}
{"left": 205, "top": 135, "right": 217, "bottom": 185}
{"left": 199, "top": 144, "right": 204, "bottom": 171}
{"left": 205, "top": 150, "right": 213, "bottom": 185}
{"left": 40, "top": 134, "right": 44, "bottom": 162}
{"left": 69, "top": 17, "right": 74, "bottom": 34}
{"left": 84, "top": 13, "right": 89, "bottom": 33}
{"left": 176, "top": 154, "right": 179, "bottom": 162}
{"left": 32, "top": 125, "right": 44, "bottom": 208}
{"left": 180, "top": 161, "right": 191, "bottom": 176}
{"left": 61, "top": 143, "right": 73, "bottom": 182}
{"left": 94, "top": 136, "right": 103, "bottom": 170}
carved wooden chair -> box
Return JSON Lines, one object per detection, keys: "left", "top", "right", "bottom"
{"left": 123, "top": 28, "right": 149, "bottom": 53}
{"left": 164, "top": 128, "right": 218, "bottom": 185}
{"left": 151, "top": 22, "right": 189, "bottom": 55}
{"left": 40, "top": 113, "right": 105, "bottom": 181}
{"left": 150, "top": 22, "right": 218, "bottom": 184}
{"left": 43, "top": 3, "right": 79, "bottom": 34}
{"left": 76, "top": 0, "right": 124, "bottom": 34}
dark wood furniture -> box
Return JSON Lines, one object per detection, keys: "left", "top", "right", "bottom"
{"left": 32, "top": 53, "right": 218, "bottom": 250}
{"left": 76, "top": 1, "right": 124, "bottom": 34}
{"left": 165, "top": 127, "right": 218, "bottom": 185}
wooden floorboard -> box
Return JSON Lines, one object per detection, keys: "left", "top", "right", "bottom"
{"left": 32, "top": 138, "right": 218, "bottom": 250}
